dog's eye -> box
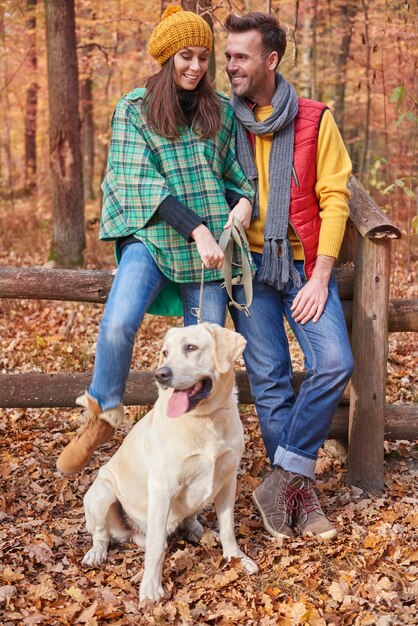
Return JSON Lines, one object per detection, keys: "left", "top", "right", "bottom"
{"left": 184, "top": 344, "right": 198, "bottom": 353}
{"left": 161, "top": 349, "right": 168, "bottom": 358}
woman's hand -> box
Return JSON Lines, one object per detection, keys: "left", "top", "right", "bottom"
{"left": 191, "top": 224, "right": 224, "bottom": 269}
{"left": 223, "top": 197, "right": 253, "bottom": 230}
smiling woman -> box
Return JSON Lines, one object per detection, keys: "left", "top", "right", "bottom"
{"left": 55, "top": 5, "right": 255, "bottom": 476}
{"left": 173, "top": 47, "right": 210, "bottom": 91}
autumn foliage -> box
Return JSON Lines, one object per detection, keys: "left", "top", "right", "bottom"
{"left": 0, "top": 1, "right": 417, "bottom": 623}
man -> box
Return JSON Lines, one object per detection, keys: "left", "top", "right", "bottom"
{"left": 225, "top": 12, "right": 354, "bottom": 540}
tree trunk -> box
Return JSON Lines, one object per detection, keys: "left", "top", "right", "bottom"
{"left": 80, "top": 73, "right": 94, "bottom": 201}
{"left": 44, "top": 0, "right": 85, "bottom": 267}
{"left": 25, "top": 0, "right": 38, "bottom": 193}
{"left": 79, "top": 6, "right": 95, "bottom": 201}
{"left": 311, "top": 0, "right": 318, "bottom": 100}
{"left": 299, "top": 2, "right": 312, "bottom": 98}
{"left": 358, "top": 0, "right": 372, "bottom": 183}
{"left": 334, "top": 2, "right": 356, "bottom": 136}
{"left": 0, "top": 7, "right": 14, "bottom": 198}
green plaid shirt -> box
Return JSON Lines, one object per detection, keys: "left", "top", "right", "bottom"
{"left": 100, "top": 87, "right": 254, "bottom": 283}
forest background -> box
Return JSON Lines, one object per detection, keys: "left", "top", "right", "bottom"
{"left": 0, "top": 1, "right": 417, "bottom": 625}
{"left": 0, "top": 0, "right": 416, "bottom": 264}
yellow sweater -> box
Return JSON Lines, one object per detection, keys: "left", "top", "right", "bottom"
{"left": 247, "top": 106, "right": 352, "bottom": 260}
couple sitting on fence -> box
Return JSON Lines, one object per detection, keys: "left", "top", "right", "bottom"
{"left": 57, "top": 7, "right": 353, "bottom": 541}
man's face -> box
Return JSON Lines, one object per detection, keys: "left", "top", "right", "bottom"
{"left": 225, "top": 30, "right": 276, "bottom": 103}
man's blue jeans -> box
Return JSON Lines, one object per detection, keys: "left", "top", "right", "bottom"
{"left": 89, "top": 242, "right": 228, "bottom": 411}
{"left": 230, "top": 255, "right": 354, "bottom": 480}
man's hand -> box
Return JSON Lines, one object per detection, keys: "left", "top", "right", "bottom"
{"left": 291, "top": 255, "right": 335, "bottom": 324}
{"left": 223, "top": 197, "right": 252, "bottom": 230}
{"left": 191, "top": 224, "right": 224, "bottom": 269}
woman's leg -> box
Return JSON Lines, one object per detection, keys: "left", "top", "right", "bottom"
{"left": 57, "top": 243, "right": 168, "bottom": 475}
{"left": 90, "top": 242, "right": 169, "bottom": 410}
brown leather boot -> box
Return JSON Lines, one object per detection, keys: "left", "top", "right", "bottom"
{"left": 56, "top": 394, "right": 123, "bottom": 475}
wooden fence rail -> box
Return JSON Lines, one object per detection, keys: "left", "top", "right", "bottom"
{"left": 0, "top": 177, "right": 417, "bottom": 492}
{"left": 0, "top": 371, "right": 416, "bottom": 443}
{"left": 0, "top": 266, "right": 417, "bottom": 332}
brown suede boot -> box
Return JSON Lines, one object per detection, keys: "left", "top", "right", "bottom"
{"left": 294, "top": 479, "right": 337, "bottom": 540}
{"left": 56, "top": 394, "right": 123, "bottom": 475}
{"left": 252, "top": 467, "right": 300, "bottom": 538}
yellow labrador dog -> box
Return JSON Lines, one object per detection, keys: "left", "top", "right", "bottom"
{"left": 82, "top": 323, "right": 258, "bottom": 603}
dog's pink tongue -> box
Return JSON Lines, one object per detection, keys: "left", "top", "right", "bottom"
{"left": 167, "top": 390, "right": 189, "bottom": 418}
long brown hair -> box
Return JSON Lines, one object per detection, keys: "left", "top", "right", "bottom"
{"left": 143, "top": 57, "right": 221, "bottom": 140}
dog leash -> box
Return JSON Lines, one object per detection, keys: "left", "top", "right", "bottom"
{"left": 218, "top": 217, "right": 253, "bottom": 317}
{"left": 191, "top": 218, "right": 253, "bottom": 323}
{"left": 190, "top": 262, "right": 206, "bottom": 324}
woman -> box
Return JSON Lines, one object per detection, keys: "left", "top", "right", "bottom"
{"left": 57, "top": 5, "right": 254, "bottom": 475}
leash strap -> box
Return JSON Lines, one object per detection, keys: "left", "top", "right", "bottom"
{"left": 190, "top": 262, "right": 205, "bottom": 324}
{"left": 218, "top": 217, "right": 253, "bottom": 317}
{"left": 191, "top": 218, "right": 253, "bottom": 322}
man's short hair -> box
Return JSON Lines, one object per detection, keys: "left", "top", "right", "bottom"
{"left": 224, "top": 12, "right": 287, "bottom": 61}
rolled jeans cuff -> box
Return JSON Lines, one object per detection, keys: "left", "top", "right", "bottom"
{"left": 273, "top": 445, "right": 317, "bottom": 481}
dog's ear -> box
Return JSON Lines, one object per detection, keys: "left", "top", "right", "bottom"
{"left": 204, "top": 324, "right": 247, "bottom": 374}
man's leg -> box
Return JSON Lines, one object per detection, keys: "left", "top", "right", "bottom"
{"left": 57, "top": 243, "right": 169, "bottom": 474}
{"left": 230, "top": 254, "right": 294, "bottom": 464}
{"left": 275, "top": 268, "right": 354, "bottom": 478}
{"left": 230, "top": 254, "right": 296, "bottom": 538}
{"left": 231, "top": 258, "right": 353, "bottom": 539}
{"left": 274, "top": 266, "right": 354, "bottom": 538}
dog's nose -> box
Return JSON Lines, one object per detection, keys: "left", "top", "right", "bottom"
{"left": 155, "top": 366, "right": 173, "bottom": 384}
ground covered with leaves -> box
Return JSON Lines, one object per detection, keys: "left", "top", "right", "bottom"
{"left": 0, "top": 200, "right": 417, "bottom": 625}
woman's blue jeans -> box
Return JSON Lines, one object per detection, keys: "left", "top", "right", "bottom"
{"left": 230, "top": 256, "right": 354, "bottom": 480}
{"left": 89, "top": 242, "right": 227, "bottom": 411}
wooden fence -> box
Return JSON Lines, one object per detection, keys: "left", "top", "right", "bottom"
{"left": 0, "top": 177, "right": 417, "bottom": 492}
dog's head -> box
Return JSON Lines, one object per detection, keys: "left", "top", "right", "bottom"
{"left": 155, "top": 323, "right": 246, "bottom": 418}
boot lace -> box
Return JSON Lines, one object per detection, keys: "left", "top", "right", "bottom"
{"left": 282, "top": 480, "right": 321, "bottom": 524}
{"left": 293, "top": 484, "right": 321, "bottom": 519}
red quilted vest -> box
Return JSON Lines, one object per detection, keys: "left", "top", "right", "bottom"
{"left": 290, "top": 98, "right": 328, "bottom": 279}
{"left": 248, "top": 97, "right": 327, "bottom": 279}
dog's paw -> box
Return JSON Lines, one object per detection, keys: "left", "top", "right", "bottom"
{"left": 240, "top": 554, "right": 259, "bottom": 575}
{"left": 139, "top": 578, "right": 164, "bottom": 603}
{"left": 82, "top": 546, "right": 108, "bottom": 567}
{"left": 224, "top": 550, "right": 258, "bottom": 575}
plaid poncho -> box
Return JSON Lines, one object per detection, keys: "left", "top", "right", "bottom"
{"left": 100, "top": 88, "right": 254, "bottom": 283}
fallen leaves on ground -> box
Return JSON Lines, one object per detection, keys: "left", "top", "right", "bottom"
{"left": 0, "top": 200, "right": 417, "bottom": 624}
{"left": 0, "top": 410, "right": 417, "bottom": 625}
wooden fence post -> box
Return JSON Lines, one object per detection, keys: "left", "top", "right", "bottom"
{"left": 346, "top": 234, "right": 391, "bottom": 492}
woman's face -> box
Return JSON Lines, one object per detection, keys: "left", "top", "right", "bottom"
{"left": 173, "top": 46, "right": 210, "bottom": 90}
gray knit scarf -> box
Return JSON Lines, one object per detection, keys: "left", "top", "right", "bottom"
{"left": 232, "top": 72, "right": 302, "bottom": 290}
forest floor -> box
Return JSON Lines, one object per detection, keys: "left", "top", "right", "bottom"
{"left": 0, "top": 198, "right": 417, "bottom": 625}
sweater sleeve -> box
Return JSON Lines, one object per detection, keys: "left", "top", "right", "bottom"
{"left": 157, "top": 195, "right": 204, "bottom": 241}
{"left": 316, "top": 109, "right": 352, "bottom": 259}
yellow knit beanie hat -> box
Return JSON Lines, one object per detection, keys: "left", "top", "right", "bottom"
{"left": 148, "top": 5, "right": 213, "bottom": 66}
